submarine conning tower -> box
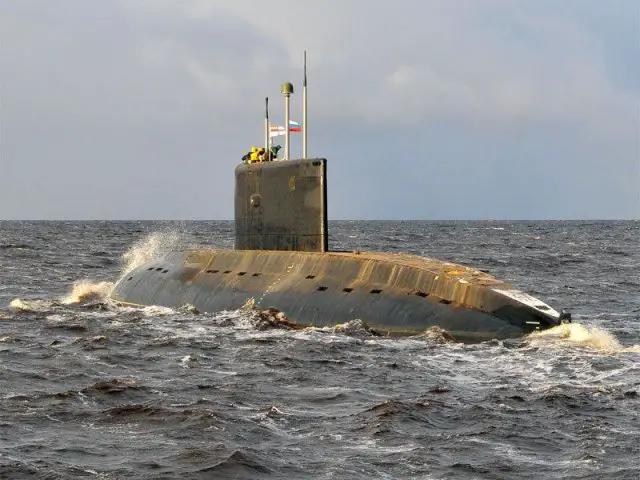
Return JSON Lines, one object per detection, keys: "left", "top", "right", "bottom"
{"left": 234, "top": 158, "right": 328, "bottom": 252}
{"left": 235, "top": 59, "right": 328, "bottom": 254}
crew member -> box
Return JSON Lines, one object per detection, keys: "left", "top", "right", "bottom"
{"left": 269, "top": 145, "right": 282, "bottom": 161}
{"left": 249, "top": 146, "right": 259, "bottom": 163}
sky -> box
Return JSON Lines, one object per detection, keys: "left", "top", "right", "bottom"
{"left": 0, "top": 0, "right": 638, "bottom": 220}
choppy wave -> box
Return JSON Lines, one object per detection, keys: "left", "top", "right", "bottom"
{"left": 1, "top": 220, "right": 639, "bottom": 479}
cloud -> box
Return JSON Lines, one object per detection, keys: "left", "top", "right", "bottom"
{"left": 0, "top": 0, "right": 637, "bottom": 219}
{"left": 118, "top": 0, "right": 639, "bottom": 139}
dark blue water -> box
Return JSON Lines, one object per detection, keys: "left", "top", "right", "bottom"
{"left": 1, "top": 221, "right": 639, "bottom": 479}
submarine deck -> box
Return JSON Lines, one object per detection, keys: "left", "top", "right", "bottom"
{"left": 322, "top": 250, "right": 504, "bottom": 286}
{"left": 178, "top": 248, "right": 509, "bottom": 292}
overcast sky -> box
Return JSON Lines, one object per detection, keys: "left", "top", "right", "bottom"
{"left": 1, "top": 0, "right": 638, "bottom": 220}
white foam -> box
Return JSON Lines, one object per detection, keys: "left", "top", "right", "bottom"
{"left": 528, "top": 323, "right": 640, "bottom": 354}
{"left": 9, "top": 298, "right": 51, "bottom": 311}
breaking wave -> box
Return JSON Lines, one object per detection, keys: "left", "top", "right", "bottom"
{"left": 9, "top": 298, "right": 52, "bottom": 312}
{"left": 61, "top": 280, "right": 115, "bottom": 304}
{"left": 9, "top": 280, "right": 115, "bottom": 311}
{"left": 527, "top": 323, "right": 640, "bottom": 353}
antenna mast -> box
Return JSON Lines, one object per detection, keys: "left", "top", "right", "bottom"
{"left": 264, "top": 97, "right": 269, "bottom": 159}
{"left": 302, "top": 51, "right": 308, "bottom": 158}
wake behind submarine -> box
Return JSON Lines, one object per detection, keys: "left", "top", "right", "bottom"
{"left": 110, "top": 54, "right": 570, "bottom": 342}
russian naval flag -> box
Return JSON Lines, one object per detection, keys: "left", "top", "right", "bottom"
{"left": 269, "top": 123, "right": 286, "bottom": 137}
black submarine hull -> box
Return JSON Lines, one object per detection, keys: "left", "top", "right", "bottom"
{"left": 111, "top": 248, "right": 563, "bottom": 342}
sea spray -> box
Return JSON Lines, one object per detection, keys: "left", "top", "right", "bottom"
{"left": 63, "top": 230, "right": 188, "bottom": 306}
{"left": 121, "top": 230, "right": 184, "bottom": 275}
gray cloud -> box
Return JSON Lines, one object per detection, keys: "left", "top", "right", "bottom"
{"left": 126, "top": 0, "right": 637, "bottom": 134}
{"left": 0, "top": 0, "right": 637, "bottom": 219}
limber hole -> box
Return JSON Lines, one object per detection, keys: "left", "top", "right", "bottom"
{"left": 414, "top": 290, "right": 428, "bottom": 298}
{"left": 252, "top": 273, "right": 261, "bottom": 277}
{"left": 439, "top": 299, "right": 451, "bottom": 305}
{"left": 162, "top": 270, "right": 169, "bottom": 273}
{"left": 206, "top": 269, "right": 219, "bottom": 274}
{"left": 343, "top": 287, "right": 353, "bottom": 293}
{"left": 147, "top": 267, "right": 154, "bottom": 271}
{"left": 127, "top": 277, "right": 133, "bottom": 281}
{"left": 370, "top": 289, "right": 382, "bottom": 294}
{"left": 306, "top": 275, "right": 316, "bottom": 279}
{"left": 317, "top": 286, "right": 328, "bottom": 291}
{"left": 223, "top": 270, "right": 232, "bottom": 274}
{"left": 237, "top": 272, "right": 247, "bottom": 276}
{"left": 155, "top": 267, "right": 163, "bottom": 271}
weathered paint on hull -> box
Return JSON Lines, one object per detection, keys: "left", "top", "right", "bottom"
{"left": 110, "top": 248, "right": 562, "bottom": 342}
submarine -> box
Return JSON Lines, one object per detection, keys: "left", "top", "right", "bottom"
{"left": 110, "top": 54, "right": 570, "bottom": 342}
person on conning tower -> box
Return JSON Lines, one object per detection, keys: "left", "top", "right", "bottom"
{"left": 269, "top": 145, "right": 282, "bottom": 161}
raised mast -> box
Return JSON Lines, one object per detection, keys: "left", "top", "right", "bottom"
{"left": 281, "top": 82, "right": 294, "bottom": 160}
{"left": 264, "top": 97, "right": 269, "bottom": 158}
{"left": 302, "top": 51, "right": 308, "bottom": 159}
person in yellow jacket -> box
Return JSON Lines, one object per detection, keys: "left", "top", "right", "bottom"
{"left": 249, "top": 146, "right": 259, "bottom": 162}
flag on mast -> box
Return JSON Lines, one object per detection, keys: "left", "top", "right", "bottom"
{"left": 288, "top": 120, "right": 302, "bottom": 132}
{"left": 269, "top": 124, "right": 285, "bottom": 137}
{"left": 269, "top": 120, "right": 302, "bottom": 137}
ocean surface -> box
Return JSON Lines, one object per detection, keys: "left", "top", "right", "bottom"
{"left": 1, "top": 220, "right": 638, "bottom": 479}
